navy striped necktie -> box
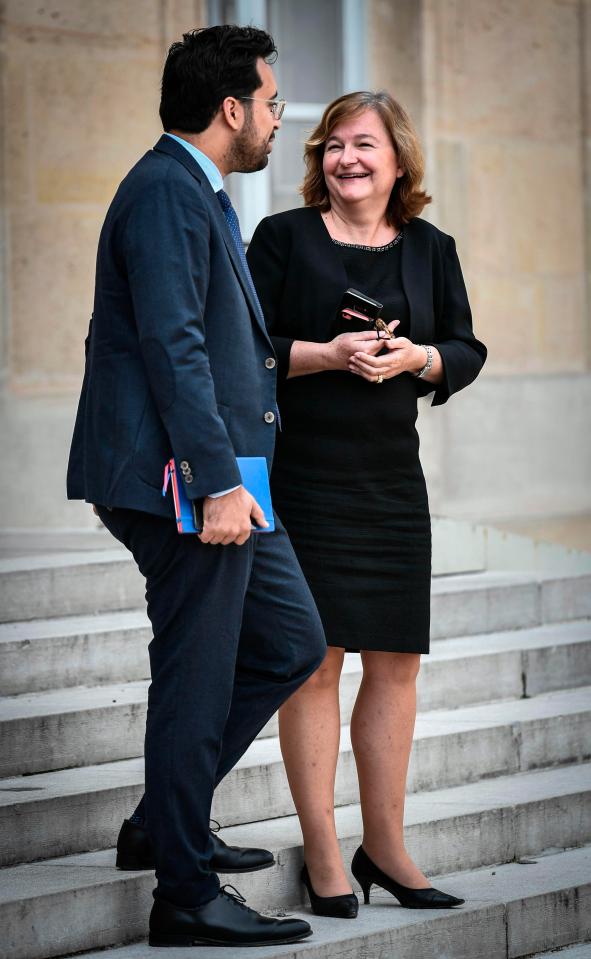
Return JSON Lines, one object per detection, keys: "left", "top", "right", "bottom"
{"left": 216, "top": 189, "right": 264, "bottom": 322}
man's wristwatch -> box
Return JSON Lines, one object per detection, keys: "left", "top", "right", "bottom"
{"left": 414, "top": 344, "right": 433, "bottom": 379}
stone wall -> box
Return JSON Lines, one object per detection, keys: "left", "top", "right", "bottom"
{"left": 369, "top": 0, "right": 591, "bottom": 522}
{"left": 1, "top": 0, "right": 206, "bottom": 394}
{"left": 0, "top": 0, "right": 589, "bottom": 527}
{"left": 583, "top": 0, "right": 591, "bottom": 364}
{"left": 0, "top": 0, "right": 206, "bottom": 527}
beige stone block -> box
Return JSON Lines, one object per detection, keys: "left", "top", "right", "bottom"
{"left": 469, "top": 269, "right": 585, "bottom": 374}
{"left": 584, "top": 0, "right": 591, "bottom": 372}
{"left": 0, "top": 241, "right": 8, "bottom": 377}
{"left": 584, "top": 1, "right": 591, "bottom": 136}
{"left": 369, "top": 0, "right": 423, "bottom": 129}
{"left": 468, "top": 140, "right": 585, "bottom": 277}
{"left": 4, "top": 0, "right": 164, "bottom": 46}
{"left": 466, "top": 143, "right": 509, "bottom": 274}
{"left": 31, "top": 52, "right": 162, "bottom": 205}
{"left": 429, "top": 0, "right": 581, "bottom": 142}
{"left": 585, "top": 137, "right": 591, "bottom": 369}
{"left": 431, "top": 138, "right": 469, "bottom": 257}
{"left": 4, "top": 0, "right": 207, "bottom": 52}
{"left": 9, "top": 207, "right": 103, "bottom": 382}
{"left": 539, "top": 273, "right": 587, "bottom": 370}
{"left": 581, "top": 7, "right": 591, "bottom": 135}
{"left": 469, "top": 271, "right": 545, "bottom": 374}
{"left": 3, "top": 51, "right": 33, "bottom": 205}
{"left": 162, "top": 0, "right": 208, "bottom": 48}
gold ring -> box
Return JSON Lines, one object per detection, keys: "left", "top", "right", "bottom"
{"left": 376, "top": 374, "right": 384, "bottom": 384}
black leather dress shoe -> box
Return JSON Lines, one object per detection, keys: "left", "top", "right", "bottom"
{"left": 149, "top": 886, "right": 312, "bottom": 947}
{"left": 116, "top": 819, "right": 275, "bottom": 873}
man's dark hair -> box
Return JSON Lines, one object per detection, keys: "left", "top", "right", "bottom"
{"left": 160, "top": 25, "right": 277, "bottom": 133}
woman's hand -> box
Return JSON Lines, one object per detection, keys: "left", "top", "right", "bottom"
{"left": 348, "top": 336, "right": 427, "bottom": 382}
{"left": 327, "top": 320, "right": 400, "bottom": 371}
{"left": 287, "top": 321, "right": 400, "bottom": 378}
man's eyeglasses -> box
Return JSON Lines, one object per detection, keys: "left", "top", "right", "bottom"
{"left": 239, "top": 97, "right": 286, "bottom": 120}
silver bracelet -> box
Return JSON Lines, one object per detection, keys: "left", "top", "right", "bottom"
{"left": 414, "top": 344, "right": 433, "bottom": 378}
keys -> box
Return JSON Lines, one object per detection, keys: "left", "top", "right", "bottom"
{"left": 374, "top": 318, "right": 394, "bottom": 339}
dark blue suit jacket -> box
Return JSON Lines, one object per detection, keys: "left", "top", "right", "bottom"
{"left": 67, "top": 135, "right": 278, "bottom": 519}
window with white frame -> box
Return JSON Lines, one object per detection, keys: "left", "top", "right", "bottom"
{"left": 207, "top": 0, "right": 367, "bottom": 239}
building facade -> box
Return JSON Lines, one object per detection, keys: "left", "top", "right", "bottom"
{"left": 0, "top": 0, "right": 589, "bottom": 528}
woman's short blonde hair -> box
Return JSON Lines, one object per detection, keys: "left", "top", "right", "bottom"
{"left": 301, "top": 90, "right": 431, "bottom": 226}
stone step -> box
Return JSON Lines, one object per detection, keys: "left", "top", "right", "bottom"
{"left": 429, "top": 570, "right": 591, "bottom": 636}
{"left": 78, "top": 845, "right": 591, "bottom": 959}
{"left": 0, "top": 519, "right": 487, "bottom": 573}
{"left": 1, "top": 685, "right": 589, "bottom": 865}
{"left": 0, "top": 680, "right": 149, "bottom": 778}
{"left": 0, "top": 549, "right": 144, "bottom": 624}
{"left": 0, "top": 610, "right": 152, "bottom": 696}
{"left": 532, "top": 945, "right": 591, "bottom": 958}
{"left": 417, "top": 619, "right": 591, "bottom": 707}
{"left": 204, "top": 685, "right": 591, "bottom": 827}
{"left": 2, "top": 620, "right": 590, "bottom": 778}
{"left": 1, "top": 592, "right": 590, "bottom": 700}
{"left": 1, "top": 548, "right": 589, "bottom": 635}
{"left": 2, "top": 828, "right": 589, "bottom": 959}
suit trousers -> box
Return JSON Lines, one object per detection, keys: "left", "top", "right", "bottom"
{"left": 96, "top": 506, "right": 326, "bottom": 907}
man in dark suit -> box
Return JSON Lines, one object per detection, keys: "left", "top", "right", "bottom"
{"left": 67, "top": 25, "right": 325, "bottom": 948}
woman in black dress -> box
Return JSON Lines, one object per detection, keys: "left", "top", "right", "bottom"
{"left": 247, "top": 91, "right": 486, "bottom": 917}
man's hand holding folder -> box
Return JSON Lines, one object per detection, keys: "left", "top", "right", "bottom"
{"left": 200, "top": 486, "right": 268, "bottom": 545}
{"left": 163, "top": 456, "right": 275, "bottom": 540}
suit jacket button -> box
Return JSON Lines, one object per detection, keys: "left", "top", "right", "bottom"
{"left": 265, "top": 357, "right": 276, "bottom": 369}
{"left": 180, "top": 460, "right": 190, "bottom": 471}
{"left": 264, "top": 411, "right": 275, "bottom": 424}
{"left": 185, "top": 475, "right": 193, "bottom": 484}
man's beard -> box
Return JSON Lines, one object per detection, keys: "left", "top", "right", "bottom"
{"left": 228, "top": 113, "right": 272, "bottom": 173}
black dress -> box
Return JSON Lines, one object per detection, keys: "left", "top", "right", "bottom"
{"left": 270, "top": 233, "right": 431, "bottom": 654}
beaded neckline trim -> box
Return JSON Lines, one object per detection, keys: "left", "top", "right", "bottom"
{"left": 331, "top": 231, "right": 403, "bottom": 252}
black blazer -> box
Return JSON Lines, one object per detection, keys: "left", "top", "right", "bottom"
{"left": 67, "top": 135, "right": 278, "bottom": 518}
{"left": 247, "top": 207, "right": 486, "bottom": 406}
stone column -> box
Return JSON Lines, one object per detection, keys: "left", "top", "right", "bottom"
{"left": 370, "top": 0, "right": 590, "bottom": 521}
{"left": 582, "top": 0, "right": 591, "bottom": 366}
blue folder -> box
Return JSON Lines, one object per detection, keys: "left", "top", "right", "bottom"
{"left": 163, "top": 456, "right": 275, "bottom": 534}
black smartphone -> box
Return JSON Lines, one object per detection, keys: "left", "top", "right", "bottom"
{"left": 339, "top": 288, "right": 383, "bottom": 324}
{"left": 192, "top": 500, "right": 204, "bottom": 531}
{"left": 191, "top": 499, "right": 265, "bottom": 533}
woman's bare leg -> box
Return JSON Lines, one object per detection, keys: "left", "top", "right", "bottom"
{"left": 350, "top": 650, "right": 429, "bottom": 887}
{"left": 278, "top": 645, "right": 352, "bottom": 896}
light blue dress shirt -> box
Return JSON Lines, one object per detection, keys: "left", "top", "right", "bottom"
{"left": 164, "top": 133, "right": 238, "bottom": 500}
{"left": 164, "top": 132, "right": 223, "bottom": 192}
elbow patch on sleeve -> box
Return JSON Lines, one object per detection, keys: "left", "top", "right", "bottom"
{"left": 140, "top": 337, "right": 177, "bottom": 413}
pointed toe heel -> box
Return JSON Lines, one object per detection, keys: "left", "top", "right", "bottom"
{"left": 301, "top": 865, "right": 359, "bottom": 918}
{"left": 350, "top": 854, "right": 372, "bottom": 904}
{"left": 351, "top": 846, "right": 464, "bottom": 910}
{"left": 359, "top": 880, "right": 372, "bottom": 905}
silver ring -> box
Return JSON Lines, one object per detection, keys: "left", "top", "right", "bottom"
{"left": 376, "top": 374, "right": 384, "bottom": 384}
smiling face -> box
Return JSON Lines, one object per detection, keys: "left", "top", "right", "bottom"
{"left": 322, "top": 108, "right": 403, "bottom": 212}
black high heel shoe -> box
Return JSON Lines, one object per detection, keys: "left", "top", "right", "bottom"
{"left": 300, "top": 864, "right": 359, "bottom": 918}
{"left": 351, "top": 846, "right": 464, "bottom": 909}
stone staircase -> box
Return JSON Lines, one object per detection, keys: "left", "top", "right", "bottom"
{"left": 0, "top": 545, "right": 590, "bottom": 959}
